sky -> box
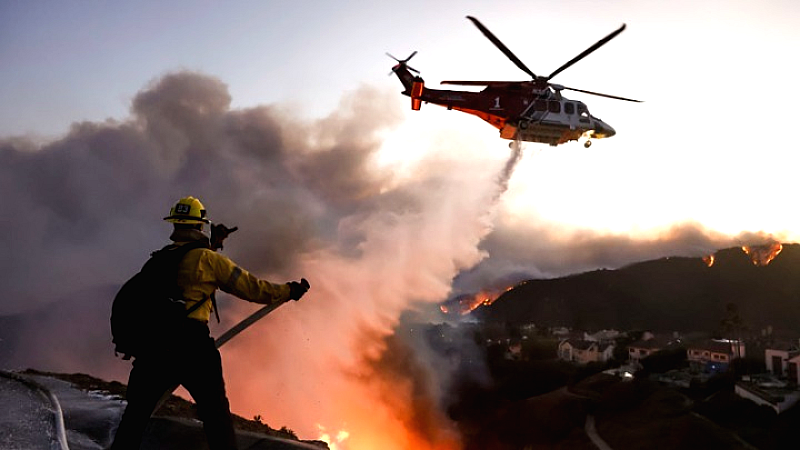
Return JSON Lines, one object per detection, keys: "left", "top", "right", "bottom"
{"left": 3, "top": 0, "right": 799, "bottom": 239}
{"left": 2, "top": 1, "right": 800, "bottom": 448}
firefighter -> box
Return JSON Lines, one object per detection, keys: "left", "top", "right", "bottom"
{"left": 110, "top": 196, "right": 309, "bottom": 450}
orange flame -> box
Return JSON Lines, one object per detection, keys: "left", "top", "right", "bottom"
{"left": 312, "top": 328, "right": 463, "bottom": 450}
{"left": 741, "top": 242, "right": 783, "bottom": 266}
{"left": 441, "top": 286, "right": 514, "bottom": 315}
{"left": 702, "top": 254, "right": 715, "bottom": 267}
{"left": 317, "top": 425, "right": 350, "bottom": 450}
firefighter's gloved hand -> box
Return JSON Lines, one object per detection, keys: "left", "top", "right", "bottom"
{"left": 288, "top": 278, "right": 310, "bottom": 301}
{"left": 210, "top": 223, "right": 238, "bottom": 250}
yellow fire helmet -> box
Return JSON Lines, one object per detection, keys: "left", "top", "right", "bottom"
{"left": 163, "top": 196, "right": 211, "bottom": 224}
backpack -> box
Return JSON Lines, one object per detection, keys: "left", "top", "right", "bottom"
{"left": 110, "top": 240, "right": 210, "bottom": 359}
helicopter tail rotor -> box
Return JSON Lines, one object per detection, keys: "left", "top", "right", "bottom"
{"left": 387, "top": 51, "right": 420, "bottom": 74}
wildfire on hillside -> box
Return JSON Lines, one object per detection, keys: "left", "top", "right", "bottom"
{"left": 441, "top": 286, "right": 515, "bottom": 315}
{"left": 741, "top": 242, "right": 783, "bottom": 266}
{"left": 703, "top": 242, "right": 784, "bottom": 268}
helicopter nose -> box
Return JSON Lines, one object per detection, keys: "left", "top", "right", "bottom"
{"left": 593, "top": 120, "right": 616, "bottom": 138}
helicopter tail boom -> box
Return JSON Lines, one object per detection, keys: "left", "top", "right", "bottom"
{"left": 389, "top": 52, "right": 426, "bottom": 110}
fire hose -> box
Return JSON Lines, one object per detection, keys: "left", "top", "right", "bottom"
{"left": 213, "top": 301, "right": 284, "bottom": 349}
{"left": 0, "top": 370, "right": 70, "bottom": 450}
{"left": 151, "top": 300, "right": 286, "bottom": 415}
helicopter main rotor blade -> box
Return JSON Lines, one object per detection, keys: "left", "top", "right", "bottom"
{"left": 441, "top": 80, "right": 522, "bottom": 86}
{"left": 466, "top": 16, "right": 537, "bottom": 80}
{"left": 559, "top": 85, "right": 642, "bottom": 102}
{"left": 546, "top": 24, "right": 626, "bottom": 81}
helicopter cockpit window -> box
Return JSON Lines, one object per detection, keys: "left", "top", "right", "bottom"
{"left": 565, "top": 102, "right": 575, "bottom": 115}
{"left": 577, "top": 103, "right": 590, "bottom": 122}
{"left": 548, "top": 101, "right": 561, "bottom": 113}
{"left": 534, "top": 99, "right": 547, "bottom": 111}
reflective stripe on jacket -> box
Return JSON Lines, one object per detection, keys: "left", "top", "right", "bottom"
{"left": 174, "top": 243, "right": 291, "bottom": 323}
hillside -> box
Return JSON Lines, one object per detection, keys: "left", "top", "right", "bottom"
{"left": 476, "top": 243, "right": 800, "bottom": 333}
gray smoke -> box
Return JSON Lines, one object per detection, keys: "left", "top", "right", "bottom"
{"left": 0, "top": 72, "right": 401, "bottom": 317}
{"left": 0, "top": 71, "right": 405, "bottom": 385}
{"left": 452, "top": 219, "right": 756, "bottom": 298}
{"left": 0, "top": 71, "right": 513, "bottom": 446}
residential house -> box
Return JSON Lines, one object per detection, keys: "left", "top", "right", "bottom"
{"left": 765, "top": 341, "right": 800, "bottom": 385}
{"left": 735, "top": 374, "right": 800, "bottom": 414}
{"left": 558, "top": 339, "right": 615, "bottom": 365}
{"left": 627, "top": 337, "right": 671, "bottom": 362}
{"left": 734, "top": 341, "right": 800, "bottom": 414}
{"left": 686, "top": 339, "right": 744, "bottom": 373}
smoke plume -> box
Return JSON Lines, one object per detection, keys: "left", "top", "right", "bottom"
{"left": 0, "top": 70, "right": 518, "bottom": 448}
{"left": 1, "top": 70, "right": 785, "bottom": 448}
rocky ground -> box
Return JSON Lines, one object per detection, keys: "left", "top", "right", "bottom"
{"left": 15, "top": 369, "right": 330, "bottom": 450}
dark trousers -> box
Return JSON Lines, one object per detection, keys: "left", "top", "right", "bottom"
{"left": 110, "top": 321, "right": 237, "bottom": 450}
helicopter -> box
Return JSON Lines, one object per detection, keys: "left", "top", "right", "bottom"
{"left": 389, "top": 16, "right": 642, "bottom": 148}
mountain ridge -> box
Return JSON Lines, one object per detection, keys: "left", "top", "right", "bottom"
{"left": 475, "top": 243, "right": 800, "bottom": 333}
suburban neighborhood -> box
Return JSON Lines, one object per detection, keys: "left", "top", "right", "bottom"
{"left": 486, "top": 322, "right": 800, "bottom": 416}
